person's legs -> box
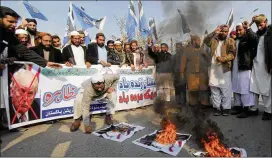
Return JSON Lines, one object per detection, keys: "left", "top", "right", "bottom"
{"left": 262, "top": 94, "right": 271, "bottom": 120}
{"left": 237, "top": 92, "right": 255, "bottom": 118}
{"left": 188, "top": 91, "right": 199, "bottom": 106}
{"left": 210, "top": 86, "right": 222, "bottom": 116}
{"left": 231, "top": 93, "right": 243, "bottom": 115}
{"left": 200, "top": 90, "right": 210, "bottom": 106}
{"left": 220, "top": 84, "right": 232, "bottom": 116}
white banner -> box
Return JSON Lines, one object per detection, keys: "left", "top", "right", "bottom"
{"left": 4, "top": 63, "right": 156, "bottom": 129}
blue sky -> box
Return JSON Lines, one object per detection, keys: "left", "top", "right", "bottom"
{"left": 2, "top": 1, "right": 271, "bottom": 43}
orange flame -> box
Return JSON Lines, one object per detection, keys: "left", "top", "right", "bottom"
{"left": 155, "top": 118, "right": 177, "bottom": 145}
{"left": 202, "top": 131, "right": 240, "bottom": 157}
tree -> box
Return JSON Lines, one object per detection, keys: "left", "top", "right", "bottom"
{"left": 113, "top": 15, "right": 165, "bottom": 48}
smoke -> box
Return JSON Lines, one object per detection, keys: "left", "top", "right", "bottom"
{"left": 159, "top": 1, "right": 231, "bottom": 40}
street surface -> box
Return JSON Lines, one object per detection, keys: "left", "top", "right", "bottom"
{"left": 0, "top": 104, "right": 271, "bottom": 157}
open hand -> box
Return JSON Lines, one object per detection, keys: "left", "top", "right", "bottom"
{"left": 214, "top": 25, "right": 221, "bottom": 34}
{"left": 86, "top": 62, "right": 91, "bottom": 68}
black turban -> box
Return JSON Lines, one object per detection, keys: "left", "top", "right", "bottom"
{"left": 107, "top": 40, "right": 114, "bottom": 45}
{"left": 161, "top": 43, "right": 168, "bottom": 48}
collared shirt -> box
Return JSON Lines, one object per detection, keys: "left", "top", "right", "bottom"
{"left": 97, "top": 45, "right": 107, "bottom": 63}
{"left": 29, "top": 34, "right": 35, "bottom": 47}
{"left": 43, "top": 50, "right": 50, "bottom": 61}
{"left": 71, "top": 45, "right": 85, "bottom": 66}
{"left": 13, "top": 106, "right": 29, "bottom": 122}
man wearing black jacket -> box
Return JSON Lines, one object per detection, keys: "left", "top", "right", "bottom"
{"left": 31, "top": 33, "right": 63, "bottom": 63}
{"left": 0, "top": 6, "right": 61, "bottom": 70}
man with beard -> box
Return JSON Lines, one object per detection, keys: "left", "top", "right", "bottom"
{"left": 181, "top": 35, "right": 210, "bottom": 109}
{"left": 230, "top": 23, "right": 258, "bottom": 118}
{"left": 107, "top": 40, "right": 122, "bottom": 65}
{"left": 15, "top": 29, "right": 31, "bottom": 48}
{"left": 78, "top": 30, "right": 86, "bottom": 47}
{"left": 173, "top": 42, "right": 187, "bottom": 106}
{"left": 249, "top": 14, "right": 272, "bottom": 120}
{"left": 0, "top": 6, "right": 61, "bottom": 70}
{"left": 30, "top": 33, "right": 63, "bottom": 63}
{"left": 204, "top": 24, "right": 236, "bottom": 116}
{"left": 87, "top": 33, "right": 111, "bottom": 67}
{"left": 62, "top": 31, "right": 91, "bottom": 67}
{"left": 70, "top": 73, "right": 120, "bottom": 133}
{"left": 148, "top": 40, "right": 174, "bottom": 104}
{"left": 18, "top": 18, "right": 39, "bottom": 47}
{"left": 114, "top": 41, "right": 126, "bottom": 67}
{"left": 52, "top": 35, "right": 63, "bottom": 51}
{"left": 123, "top": 42, "right": 135, "bottom": 71}
{"left": 130, "top": 40, "right": 148, "bottom": 70}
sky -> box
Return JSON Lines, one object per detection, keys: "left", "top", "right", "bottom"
{"left": 2, "top": 1, "right": 271, "bottom": 43}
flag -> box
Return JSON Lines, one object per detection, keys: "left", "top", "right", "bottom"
{"left": 84, "top": 29, "right": 91, "bottom": 46}
{"left": 138, "top": 0, "right": 150, "bottom": 39}
{"left": 63, "top": 3, "right": 76, "bottom": 45}
{"left": 252, "top": 8, "right": 259, "bottom": 13}
{"left": 21, "top": 0, "right": 48, "bottom": 21}
{"left": 126, "top": 0, "right": 138, "bottom": 42}
{"left": 226, "top": 9, "right": 234, "bottom": 35}
{"left": 204, "top": 29, "right": 208, "bottom": 36}
{"left": 72, "top": 4, "right": 106, "bottom": 30}
{"left": 177, "top": 9, "right": 191, "bottom": 34}
{"left": 148, "top": 17, "right": 158, "bottom": 42}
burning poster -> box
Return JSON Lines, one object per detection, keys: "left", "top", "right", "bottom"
{"left": 132, "top": 130, "right": 191, "bottom": 156}
{"left": 92, "top": 122, "right": 145, "bottom": 142}
{"left": 193, "top": 147, "right": 247, "bottom": 157}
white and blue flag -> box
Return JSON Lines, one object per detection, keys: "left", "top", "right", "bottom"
{"left": 21, "top": 0, "right": 48, "bottom": 21}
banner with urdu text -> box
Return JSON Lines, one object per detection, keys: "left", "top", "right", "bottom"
{"left": 3, "top": 63, "right": 156, "bottom": 129}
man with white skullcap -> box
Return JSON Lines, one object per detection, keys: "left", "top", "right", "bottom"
{"left": 70, "top": 73, "right": 120, "bottom": 134}
{"left": 15, "top": 29, "right": 30, "bottom": 47}
{"left": 230, "top": 22, "right": 258, "bottom": 118}
{"left": 62, "top": 31, "right": 91, "bottom": 68}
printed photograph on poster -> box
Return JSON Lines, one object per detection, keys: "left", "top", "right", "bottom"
{"left": 7, "top": 64, "right": 41, "bottom": 125}
{"left": 132, "top": 130, "right": 191, "bottom": 156}
{"left": 93, "top": 122, "right": 145, "bottom": 142}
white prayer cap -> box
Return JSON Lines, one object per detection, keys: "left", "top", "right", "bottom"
{"left": 114, "top": 41, "right": 122, "bottom": 45}
{"left": 91, "top": 73, "right": 105, "bottom": 84}
{"left": 91, "top": 39, "right": 97, "bottom": 43}
{"left": 236, "top": 23, "right": 243, "bottom": 27}
{"left": 15, "top": 29, "right": 28, "bottom": 35}
{"left": 70, "top": 31, "right": 80, "bottom": 36}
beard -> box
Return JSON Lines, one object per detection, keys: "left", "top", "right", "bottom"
{"left": 257, "top": 27, "right": 267, "bottom": 36}
{"left": 218, "top": 34, "right": 227, "bottom": 41}
{"left": 41, "top": 44, "right": 51, "bottom": 51}
{"left": 27, "top": 27, "right": 37, "bottom": 35}
{"left": 97, "top": 43, "right": 104, "bottom": 47}
{"left": 109, "top": 48, "right": 114, "bottom": 52}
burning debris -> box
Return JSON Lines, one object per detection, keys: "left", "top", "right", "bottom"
{"left": 202, "top": 130, "right": 239, "bottom": 157}
{"left": 155, "top": 118, "right": 177, "bottom": 145}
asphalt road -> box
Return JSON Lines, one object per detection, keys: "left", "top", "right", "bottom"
{"left": 0, "top": 104, "right": 271, "bottom": 157}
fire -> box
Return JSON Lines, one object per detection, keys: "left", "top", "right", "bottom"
{"left": 155, "top": 118, "right": 177, "bottom": 145}
{"left": 202, "top": 130, "right": 240, "bottom": 157}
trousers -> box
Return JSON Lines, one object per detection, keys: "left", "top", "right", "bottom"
{"left": 210, "top": 84, "right": 232, "bottom": 110}
{"left": 73, "top": 88, "right": 117, "bottom": 126}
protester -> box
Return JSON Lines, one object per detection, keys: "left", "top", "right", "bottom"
{"left": 14, "top": 29, "right": 31, "bottom": 48}
{"left": 78, "top": 30, "right": 86, "bottom": 47}
{"left": 87, "top": 33, "right": 111, "bottom": 67}
{"left": 204, "top": 24, "right": 236, "bottom": 116}
{"left": 130, "top": 40, "right": 148, "bottom": 70}
{"left": 70, "top": 73, "right": 120, "bottom": 133}
{"left": 249, "top": 14, "right": 272, "bottom": 120}
{"left": 52, "top": 35, "right": 63, "bottom": 51}
{"left": 114, "top": 41, "right": 126, "bottom": 66}
{"left": 31, "top": 33, "right": 63, "bottom": 63}
{"left": 107, "top": 40, "right": 121, "bottom": 65}
{"left": 172, "top": 42, "right": 187, "bottom": 105}
{"left": 148, "top": 39, "right": 174, "bottom": 103}
{"left": 123, "top": 42, "right": 135, "bottom": 70}
{"left": 17, "top": 18, "right": 40, "bottom": 47}
{"left": 0, "top": 6, "right": 62, "bottom": 70}
{"left": 230, "top": 23, "right": 258, "bottom": 118}
{"left": 181, "top": 35, "right": 210, "bottom": 109}
{"left": 230, "top": 31, "right": 237, "bottom": 40}
{"left": 62, "top": 31, "right": 91, "bottom": 68}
